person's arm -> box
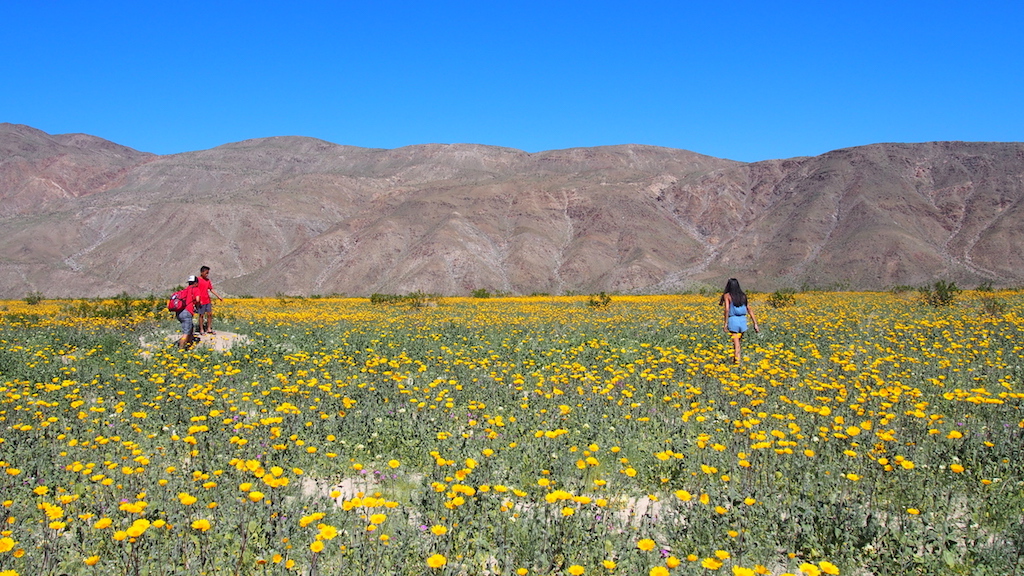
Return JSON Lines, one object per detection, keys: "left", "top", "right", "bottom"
{"left": 210, "top": 287, "right": 224, "bottom": 301}
{"left": 722, "top": 294, "right": 731, "bottom": 333}
{"left": 748, "top": 305, "right": 759, "bottom": 333}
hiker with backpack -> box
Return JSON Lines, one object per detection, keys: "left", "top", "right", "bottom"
{"left": 168, "top": 276, "right": 201, "bottom": 349}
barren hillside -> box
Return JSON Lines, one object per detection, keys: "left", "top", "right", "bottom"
{"left": 1, "top": 123, "right": 1021, "bottom": 297}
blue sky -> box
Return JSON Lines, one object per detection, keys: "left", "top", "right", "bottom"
{"left": 3, "top": 1, "right": 1021, "bottom": 162}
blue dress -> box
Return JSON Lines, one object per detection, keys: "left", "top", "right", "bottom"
{"left": 727, "top": 303, "right": 748, "bottom": 333}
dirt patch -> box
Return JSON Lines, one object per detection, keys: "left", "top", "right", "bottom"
{"left": 140, "top": 331, "right": 251, "bottom": 355}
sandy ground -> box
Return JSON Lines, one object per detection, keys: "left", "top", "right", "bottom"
{"left": 141, "top": 331, "right": 251, "bottom": 354}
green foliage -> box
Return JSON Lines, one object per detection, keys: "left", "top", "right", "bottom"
{"left": 889, "top": 284, "right": 915, "bottom": 294}
{"left": 59, "top": 292, "right": 160, "bottom": 318}
{"left": 585, "top": 292, "right": 612, "bottom": 308}
{"left": 767, "top": 288, "right": 797, "bottom": 308}
{"left": 978, "top": 295, "right": 1007, "bottom": 317}
{"left": 975, "top": 281, "right": 995, "bottom": 292}
{"left": 471, "top": 288, "right": 492, "bottom": 299}
{"left": 693, "top": 284, "right": 718, "bottom": 297}
{"left": 369, "top": 291, "right": 436, "bottom": 307}
{"left": 23, "top": 290, "right": 44, "bottom": 305}
{"left": 920, "top": 280, "right": 961, "bottom": 307}
{"left": 275, "top": 292, "right": 306, "bottom": 305}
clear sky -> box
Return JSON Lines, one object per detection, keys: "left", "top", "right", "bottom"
{"left": 3, "top": 1, "right": 1021, "bottom": 162}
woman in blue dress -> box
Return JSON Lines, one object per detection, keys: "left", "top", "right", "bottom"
{"left": 719, "top": 278, "right": 759, "bottom": 364}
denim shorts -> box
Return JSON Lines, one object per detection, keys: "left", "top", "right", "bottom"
{"left": 196, "top": 303, "right": 212, "bottom": 314}
{"left": 177, "top": 310, "right": 194, "bottom": 334}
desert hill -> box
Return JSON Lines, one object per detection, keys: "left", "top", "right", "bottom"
{"left": 1, "top": 123, "right": 1022, "bottom": 297}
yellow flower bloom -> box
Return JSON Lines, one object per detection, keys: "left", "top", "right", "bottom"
{"left": 818, "top": 561, "right": 840, "bottom": 575}
{"left": 317, "top": 524, "right": 338, "bottom": 540}
{"left": 799, "top": 563, "right": 822, "bottom": 576}
{"left": 637, "top": 538, "right": 656, "bottom": 551}
{"left": 702, "top": 558, "right": 723, "bottom": 570}
{"left": 426, "top": 553, "right": 447, "bottom": 569}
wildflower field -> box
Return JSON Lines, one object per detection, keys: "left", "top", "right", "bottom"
{"left": 1, "top": 292, "right": 1022, "bottom": 576}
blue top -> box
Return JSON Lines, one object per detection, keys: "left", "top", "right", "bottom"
{"left": 727, "top": 303, "right": 748, "bottom": 333}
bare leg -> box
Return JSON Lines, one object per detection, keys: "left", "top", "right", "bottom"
{"left": 731, "top": 333, "right": 742, "bottom": 364}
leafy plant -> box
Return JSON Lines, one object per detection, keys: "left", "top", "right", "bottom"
{"left": 978, "top": 295, "right": 1007, "bottom": 317}
{"left": 370, "top": 291, "right": 436, "bottom": 307}
{"left": 471, "top": 288, "right": 492, "bottom": 299}
{"left": 586, "top": 292, "right": 612, "bottom": 308}
{"left": 767, "top": 288, "right": 797, "bottom": 308}
{"left": 60, "top": 292, "right": 160, "bottom": 318}
{"left": 24, "top": 291, "right": 44, "bottom": 305}
{"left": 919, "top": 280, "right": 961, "bottom": 307}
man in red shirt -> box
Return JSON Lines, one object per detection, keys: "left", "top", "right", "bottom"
{"left": 175, "top": 275, "right": 201, "bottom": 349}
{"left": 196, "top": 265, "right": 224, "bottom": 335}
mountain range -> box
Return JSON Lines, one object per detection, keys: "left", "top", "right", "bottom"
{"left": 1, "top": 123, "right": 1022, "bottom": 298}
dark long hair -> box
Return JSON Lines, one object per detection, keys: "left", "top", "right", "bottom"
{"left": 718, "top": 278, "right": 747, "bottom": 307}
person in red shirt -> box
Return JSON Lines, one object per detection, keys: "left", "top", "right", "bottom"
{"left": 175, "top": 275, "right": 201, "bottom": 349}
{"left": 196, "top": 265, "right": 224, "bottom": 335}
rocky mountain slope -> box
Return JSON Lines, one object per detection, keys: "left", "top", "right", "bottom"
{"left": 1, "top": 123, "right": 1021, "bottom": 297}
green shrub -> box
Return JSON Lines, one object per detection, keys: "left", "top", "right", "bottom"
{"left": 370, "top": 293, "right": 404, "bottom": 305}
{"left": 586, "top": 292, "right": 612, "bottom": 308}
{"left": 978, "top": 296, "right": 1007, "bottom": 317}
{"left": 471, "top": 288, "right": 492, "bottom": 299}
{"left": 24, "top": 291, "right": 44, "bottom": 305}
{"left": 370, "top": 291, "right": 436, "bottom": 308}
{"left": 919, "top": 280, "right": 961, "bottom": 307}
{"left": 767, "top": 288, "right": 796, "bottom": 308}
{"left": 60, "top": 292, "right": 160, "bottom": 318}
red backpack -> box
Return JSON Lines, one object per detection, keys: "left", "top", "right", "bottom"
{"left": 167, "top": 289, "right": 188, "bottom": 312}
